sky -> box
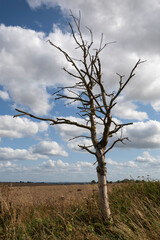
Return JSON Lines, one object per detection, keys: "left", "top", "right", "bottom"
{"left": 0, "top": 0, "right": 160, "bottom": 182}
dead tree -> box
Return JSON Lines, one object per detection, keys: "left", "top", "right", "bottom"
{"left": 14, "top": 13, "right": 144, "bottom": 222}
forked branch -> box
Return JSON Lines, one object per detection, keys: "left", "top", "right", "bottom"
{"left": 104, "top": 137, "right": 129, "bottom": 155}
{"left": 14, "top": 13, "right": 145, "bottom": 158}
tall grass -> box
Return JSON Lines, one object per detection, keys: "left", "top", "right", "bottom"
{"left": 0, "top": 181, "right": 160, "bottom": 240}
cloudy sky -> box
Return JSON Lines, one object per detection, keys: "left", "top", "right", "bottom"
{"left": 0, "top": 0, "right": 160, "bottom": 182}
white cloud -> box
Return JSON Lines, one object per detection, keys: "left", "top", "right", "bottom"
{"left": 0, "top": 115, "right": 48, "bottom": 139}
{"left": 0, "top": 161, "right": 27, "bottom": 172}
{"left": 0, "top": 158, "right": 93, "bottom": 173}
{"left": 0, "top": 147, "right": 37, "bottom": 161}
{"left": 37, "top": 159, "right": 94, "bottom": 174}
{"left": 122, "top": 120, "right": 160, "bottom": 149}
{"left": 26, "top": 0, "right": 58, "bottom": 9}
{"left": 136, "top": 151, "right": 155, "bottom": 163}
{"left": 67, "top": 138, "right": 92, "bottom": 152}
{"left": 0, "top": 9, "right": 159, "bottom": 120}
{"left": 40, "top": 159, "right": 69, "bottom": 169}
{"left": 53, "top": 116, "right": 94, "bottom": 152}
{"left": 25, "top": 0, "right": 160, "bottom": 116}
{"left": 2, "top": 0, "right": 160, "bottom": 182}
{"left": 112, "top": 96, "right": 148, "bottom": 120}
{"left": 0, "top": 140, "right": 68, "bottom": 162}
{"left": 31, "top": 140, "right": 68, "bottom": 157}
{"left": 106, "top": 120, "right": 160, "bottom": 149}
{"left": 136, "top": 151, "right": 160, "bottom": 167}
{"left": 0, "top": 90, "right": 10, "bottom": 101}
{"left": 26, "top": 0, "right": 160, "bottom": 55}
{"left": 0, "top": 158, "right": 96, "bottom": 182}
{"left": 0, "top": 24, "right": 71, "bottom": 115}
{"left": 55, "top": 117, "right": 160, "bottom": 151}
{"left": 107, "top": 158, "right": 138, "bottom": 168}
{"left": 55, "top": 116, "right": 89, "bottom": 140}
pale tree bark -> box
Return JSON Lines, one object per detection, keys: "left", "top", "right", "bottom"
{"left": 97, "top": 170, "right": 111, "bottom": 221}
{"left": 14, "top": 11, "right": 145, "bottom": 223}
{"left": 96, "top": 148, "right": 112, "bottom": 221}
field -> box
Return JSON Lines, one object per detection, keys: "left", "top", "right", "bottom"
{"left": 0, "top": 183, "right": 99, "bottom": 208}
{"left": 0, "top": 181, "right": 160, "bottom": 240}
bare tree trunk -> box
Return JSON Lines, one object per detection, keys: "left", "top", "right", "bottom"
{"left": 96, "top": 152, "right": 112, "bottom": 222}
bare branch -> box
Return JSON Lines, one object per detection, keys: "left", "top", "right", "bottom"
{"left": 78, "top": 144, "right": 96, "bottom": 155}
{"left": 14, "top": 109, "right": 55, "bottom": 123}
{"left": 14, "top": 13, "right": 145, "bottom": 166}
{"left": 109, "top": 122, "right": 133, "bottom": 136}
{"left": 63, "top": 67, "right": 82, "bottom": 79}
{"left": 110, "top": 59, "right": 145, "bottom": 106}
{"left": 93, "top": 160, "right": 98, "bottom": 166}
{"left": 51, "top": 117, "right": 91, "bottom": 130}
{"left": 104, "top": 137, "right": 129, "bottom": 155}
{"left": 13, "top": 12, "right": 146, "bottom": 222}
{"left": 69, "top": 135, "right": 91, "bottom": 141}
{"left": 47, "top": 40, "right": 85, "bottom": 81}
{"left": 85, "top": 26, "right": 93, "bottom": 49}
{"left": 14, "top": 109, "right": 91, "bottom": 131}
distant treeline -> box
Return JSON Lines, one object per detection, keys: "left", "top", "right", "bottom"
{"left": 0, "top": 177, "right": 157, "bottom": 187}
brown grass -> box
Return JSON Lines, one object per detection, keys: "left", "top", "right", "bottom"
{"left": 0, "top": 183, "right": 98, "bottom": 208}
{"left": 0, "top": 181, "right": 159, "bottom": 240}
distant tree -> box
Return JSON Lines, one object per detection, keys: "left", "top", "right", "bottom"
{"left": 91, "top": 180, "right": 97, "bottom": 184}
{"left": 14, "top": 12, "right": 144, "bottom": 223}
{"left": 121, "top": 179, "right": 130, "bottom": 183}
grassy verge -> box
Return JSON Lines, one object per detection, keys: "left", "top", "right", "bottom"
{"left": 0, "top": 181, "right": 160, "bottom": 240}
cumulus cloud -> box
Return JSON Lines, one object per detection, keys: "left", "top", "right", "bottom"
{"left": 26, "top": 0, "right": 58, "bottom": 9}
{"left": 107, "top": 158, "right": 138, "bottom": 168}
{"left": 31, "top": 140, "right": 68, "bottom": 157}
{"left": 39, "top": 159, "right": 69, "bottom": 169}
{"left": 123, "top": 120, "right": 160, "bottom": 149}
{"left": 67, "top": 138, "right": 92, "bottom": 152}
{"left": 55, "top": 116, "right": 89, "bottom": 140}
{"left": 112, "top": 96, "right": 148, "bottom": 120}
{"left": 1, "top": 0, "right": 160, "bottom": 181}
{"left": 0, "top": 141, "right": 68, "bottom": 162}
{"left": 37, "top": 159, "right": 94, "bottom": 173}
{"left": 136, "top": 151, "right": 155, "bottom": 163}
{"left": 0, "top": 147, "right": 37, "bottom": 161}
{"left": 54, "top": 116, "right": 95, "bottom": 152}
{"left": 0, "top": 158, "right": 96, "bottom": 182}
{"left": 0, "top": 10, "right": 158, "bottom": 120}
{"left": 105, "top": 120, "right": 160, "bottom": 150}
{"left": 136, "top": 151, "right": 160, "bottom": 168}
{"left": 0, "top": 25, "right": 47, "bottom": 115}
{"left": 0, "top": 161, "right": 27, "bottom": 172}
{"left": 26, "top": 0, "right": 160, "bottom": 55}
{"left": 55, "top": 117, "right": 160, "bottom": 151}
{"left": 0, "top": 90, "right": 10, "bottom": 101}
{"left": 25, "top": 0, "right": 160, "bottom": 115}
{"left": 0, "top": 24, "right": 73, "bottom": 115}
{"left": 55, "top": 116, "right": 160, "bottom": 151}
{"left": 0, "top": 158, "right": 94, "bottom": 174}
{"left": 0, "top": 115, "right": 48, "bottom": 139}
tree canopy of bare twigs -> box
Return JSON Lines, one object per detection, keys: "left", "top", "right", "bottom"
{"left": 14, "top": 11, "right": 145, "bottom": 222}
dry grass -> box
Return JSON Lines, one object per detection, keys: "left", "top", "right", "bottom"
{"left": 0, "top": 181, "right": 159, "bottom": 240}
{"left": 0, "top": 184, "right": 98, "bottom": 208}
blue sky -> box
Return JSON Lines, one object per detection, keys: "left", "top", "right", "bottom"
{"left": 0, "top": 0, "right": 160, "bottom": 182}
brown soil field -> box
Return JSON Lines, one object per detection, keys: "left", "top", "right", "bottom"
{"left": 0, "top": 183, "right": 102, "bottom": 208}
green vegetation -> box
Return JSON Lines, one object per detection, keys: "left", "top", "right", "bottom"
{"left": 0, "top": 181, "right": 160, "bottom": 239}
